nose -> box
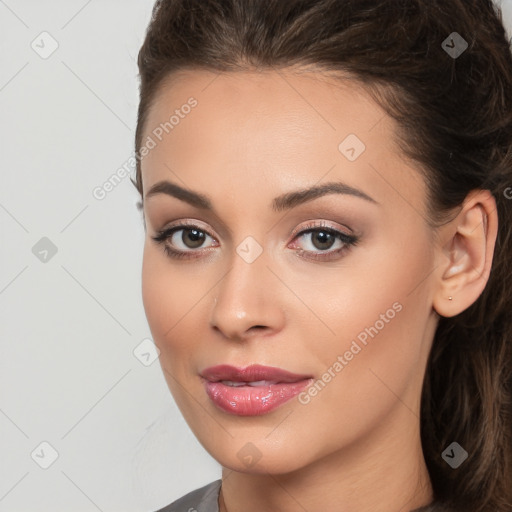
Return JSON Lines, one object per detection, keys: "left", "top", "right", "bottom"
{"left": 210, "top": 248, "right": 285, "bottom": 341}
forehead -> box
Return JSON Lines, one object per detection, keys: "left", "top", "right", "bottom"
{"left": 140, "top": 67, "right": 425, "bottom": 217}
{"left": 143, "top": 67, "right": 388, "bottom": 150}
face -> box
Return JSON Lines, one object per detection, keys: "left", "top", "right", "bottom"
{"left": 140, "top": 68, "right": 440, "bottom": 474}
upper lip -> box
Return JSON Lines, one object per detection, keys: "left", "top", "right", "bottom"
{"left": 200, "top": 364, "right": 313, "bottom": 383}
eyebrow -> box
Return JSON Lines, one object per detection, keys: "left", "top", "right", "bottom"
{"left": 145, "top": 179, "right": 379, "bottom": 212}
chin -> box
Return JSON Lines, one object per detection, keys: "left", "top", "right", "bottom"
{"left": 201, "top": 437, "right": 313, "bottom": 475}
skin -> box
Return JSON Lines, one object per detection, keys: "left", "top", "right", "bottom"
{"left": 139, "top": 67, "right": 498, "bottom": 512}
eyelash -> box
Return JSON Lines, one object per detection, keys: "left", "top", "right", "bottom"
{"left": 151, "top": 220, "right": 360, "bottom": 262}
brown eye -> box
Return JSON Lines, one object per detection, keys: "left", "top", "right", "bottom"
{"left": 290, "top": 223, "right": 360, "bottom": 262}
{"left": 152, "top": 224, "right": 216, "bottom": 256}
{"left": 310, "top": 230, "right": 336, "bottom": 250}
{"left": 296, "top": 228, "right": 345, "bottom": 253}
{"left": 181, "top": 228, "right": 206, "bottom": 249}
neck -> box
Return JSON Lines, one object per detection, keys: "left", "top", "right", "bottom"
{"left": 218, "top": 404, "right": 433, "bottom": 512}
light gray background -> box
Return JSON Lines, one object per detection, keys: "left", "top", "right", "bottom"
{"left": 1, "top": 1, "right": 511, "bottom": 511}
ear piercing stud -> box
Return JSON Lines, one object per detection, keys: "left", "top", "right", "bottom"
{"left": 448, "top": 296, "right": 453, "bottom": 301}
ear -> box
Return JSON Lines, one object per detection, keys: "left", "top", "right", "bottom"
{"left": 432, "top": 189, "right": 498, "bottom": 318}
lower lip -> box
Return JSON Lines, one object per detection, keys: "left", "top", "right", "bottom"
{"left": 202, "top": 378, "right": 313, "bottom": 416}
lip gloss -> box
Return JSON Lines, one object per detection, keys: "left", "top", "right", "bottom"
{"left": 202, "top": 378, "right": 313, "bottom": 416}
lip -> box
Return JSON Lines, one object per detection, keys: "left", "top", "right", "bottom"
{"left": 201, "top": 364, "right": 312, "bottom": 383}
{"left": 200, "top": 364, "right": 314, "bottom": 416}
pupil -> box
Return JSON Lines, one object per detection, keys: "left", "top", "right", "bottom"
{"left": 183, "top": 228, "right": 205, "bottom": 248}
{"left": 313, "top": 231, "right": 334, "bottom": 250}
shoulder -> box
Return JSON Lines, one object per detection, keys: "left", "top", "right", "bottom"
{"left": 154, "top": 479, "right": 222, "bottom": 512}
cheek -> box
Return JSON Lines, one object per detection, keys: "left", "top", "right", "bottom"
{"left": 141, "top": 241, "right": 218, "bottom": 382}
{"left": 141, "top": 245, "right": 206, "bottom": 411}
{"left": 141, "top": 246, "right": 170, "bottom": 339}
{"left": 306, "top": 233, "right": 433, "bottom": 395}
{"left": 141, "top": 243, "right": 197, "bottom": 350}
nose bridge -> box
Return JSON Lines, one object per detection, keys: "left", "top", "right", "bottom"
{"left": 210, "top": 239, "right": 283, "bottom": 338}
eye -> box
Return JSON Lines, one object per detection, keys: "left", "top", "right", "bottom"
{"left": 168, "top": 227, "right": 212, "bottom": 250}
{"left": 151, "top": 222, "right": 217, "bottom": 260}
{"left": 290, "top": 221, "right": 360, "bottom": 261}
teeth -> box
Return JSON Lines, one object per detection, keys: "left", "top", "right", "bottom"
{"left": 248, "top": 380, "right": 278, "bottom": 387}
{"left": 220, "top": 381, "right": 247, "bottom": 387}
{"left": 220, "top": 380, "right": 279, "bottom": 387}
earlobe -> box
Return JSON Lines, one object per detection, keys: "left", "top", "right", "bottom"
{"left": 432, "top": 190, "right": 498, "bottom": 318}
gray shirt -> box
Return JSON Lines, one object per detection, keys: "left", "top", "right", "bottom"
{"left": 154, "top": 479, "right": 453, "bottom": 512}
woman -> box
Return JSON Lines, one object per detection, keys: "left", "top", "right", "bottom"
{"left": 131, "top": 0, "right": 512, "bottom": 511}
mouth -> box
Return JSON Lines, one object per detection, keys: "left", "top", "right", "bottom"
{"left": 200, "top": 364, "right": 314, "bottom": 416}
{"left": 200, "top": 363, "right": 312, "bottom": 383}
{"left": 215, "top": 380, "right": 282, "bottom": 387}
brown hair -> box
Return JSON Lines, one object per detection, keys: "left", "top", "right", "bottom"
{"left": 131, "top": 1, "right": 512, "bottom": 510}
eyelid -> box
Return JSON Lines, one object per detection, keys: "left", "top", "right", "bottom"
{"left": 166, "top": 219, "right": 218, "bottom": 240}
{"left": 289, "top": 219, "right": 354, "bottom": 240}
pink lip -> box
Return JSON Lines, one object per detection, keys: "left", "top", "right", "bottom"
{"left": 200, "top": 364, "right": 313, "bottom": 416}
{"left": 201, "top": 364, "right": 312, "bottom": 383}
